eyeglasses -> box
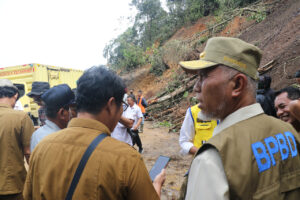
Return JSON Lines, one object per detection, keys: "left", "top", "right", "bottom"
{"left": 122, "top": 100, "right": 129, "bottom": 111}
{"left": 196, "top": 66, "right": 239, "bottom": 87}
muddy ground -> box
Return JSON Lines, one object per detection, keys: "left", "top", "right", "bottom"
{"left": 138, "top": 121, "right": 193, "bottom": 200}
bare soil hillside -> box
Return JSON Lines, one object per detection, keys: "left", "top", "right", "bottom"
{"left": 239, "top": 0, "right": 300, "bottom": 89}
{"left": 124, "top": 0, "right": 300, "bottom": 128}
{"left": 126, "top": 0, "right": 299, "bottom": 91}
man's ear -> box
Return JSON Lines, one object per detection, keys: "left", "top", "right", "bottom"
{"left": 57, "top": 108, "right": 64, "bottom": 118}
{"left": 106, "top": 97, "right": 116, "bottom": 115}
{"left": 13, "top": 93, "right": 18, "bottom": 101}
{"left": 231, "top": 74, "right": 247, "bottom": 98}
{"left": 10, "top": 93, "right": 19, "bottom": 108}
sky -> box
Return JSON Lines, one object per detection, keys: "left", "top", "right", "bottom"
{"left": 0, "top": 0, "right": 135, "bottom": 70}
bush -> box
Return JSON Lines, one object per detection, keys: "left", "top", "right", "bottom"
{"left": 162, "top": 40, "right": 194, "bottom": 64}
{"left": 122, "top": 45, "right": 146, "bottom": 71}
{"left": 149, "top": 48, "right": 168, "bottom": 76}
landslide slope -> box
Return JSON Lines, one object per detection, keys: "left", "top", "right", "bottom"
{"left": 126, "top": 0, "right": 300, "bottom": 130}
{"left": 239, "top": 0, "right": 300, "bottom": 89}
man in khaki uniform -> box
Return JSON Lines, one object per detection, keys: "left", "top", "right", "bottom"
{"left": 24, "top": 66, "right": 165, "bottom": 200}
{"left": 0, "top": 79, "right": 34, "bottom": 200}
{"left": 179, "top": 37, "right": 300, "bottom": 199}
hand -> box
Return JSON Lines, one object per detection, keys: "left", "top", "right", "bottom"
{"left": 289, "top": 99, "right": 300, "bottom": 121}
{"left": 132, "top": 125, "right": 138, "bottom": 131}
{"left": 153, "top": 169, "right": 166, "bottom": 197}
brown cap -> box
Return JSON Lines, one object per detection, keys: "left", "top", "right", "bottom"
{"left": 179, "top": 37, "right": 262, "bottom": 80}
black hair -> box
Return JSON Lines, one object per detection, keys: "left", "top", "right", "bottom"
{"left": 258, "top": 75, "right": 271, "bottom": 90}
{"left": 295, "top": 70, "right": 300, "bottom": 78}
{"left": 0, "top": 86, "right": 19, "bottom": 99}
{"left": 127, "top": 94, "right": 136, "bottom": 103}
{"left": 264, "top": 75, "right": 271, "bottom": 89}
{"left": 45, "top": 105, "right": 69, "bottom": 119}
{"left": 76, "top": 66, "right": 126, "bottom": 114}
{"left": 275, "top": 86, "right": 300, "bottom": 100}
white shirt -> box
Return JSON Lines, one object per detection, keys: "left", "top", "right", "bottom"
{"left": 179, "top": 108, "right": 195, "bottom": 155}
{"left": 186, "top": 103, "right": 264, "bottom": 200}
{"left": 30, "top": 120, "right": 61, "bottom": 152}
{"left": 129, "top": 103, "right": 143, "bottom": 127}
{"left": 111, "top": 106, "right": 135, "bottom": 145}
{"left": 14, "top": 100, "right": 24, "bottom": 111}
{"left": 123, "top": 93, "right": 128, "bottom": 103}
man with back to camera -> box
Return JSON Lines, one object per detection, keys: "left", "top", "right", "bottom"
{"left": 275, "top": 86, "right": 300, "bottom": 133}
{"left": 179, "top": 37, "right": 300, "bottom": 199}
{"left": 256, "top": 75, "right": 277, "bottom": 117}
{"left": 23, "top": 66, "right": 165, "bottom": 200}
{"left": 0, "top": 79, "right": 34, "bottom": 200}
{"left": 30, "top": 84, "right": 75, "bottom": 152}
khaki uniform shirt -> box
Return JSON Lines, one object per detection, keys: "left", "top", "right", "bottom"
{"left": 187, "top": 103, "right": 300, "bottom": 199}
{"left": 24, "top": 118, "right": 159, "bottom": 200}
{"left": 0, "top": 103, "right": 34, "bottom": 195}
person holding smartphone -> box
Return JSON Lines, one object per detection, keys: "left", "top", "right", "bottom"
{"left": 24, "top": 66, "right": 166, "bottom": 200}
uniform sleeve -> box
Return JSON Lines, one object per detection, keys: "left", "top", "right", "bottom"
{"left": 186, "top": 148, "right": 229, "bottom": 200}
{"left": 21, "top": 114, "right": 35, "bottom": 147}
{"left": 179, "top": 108, "right": 195, "bottom": 155}
{"left": 23, "top": 151, "right": 35, "bottom": 199}
{"left": 127, "top": 157, "right": 160, "bottom": 200}
{"left": 30, "top": 131, "right": 38, "bottom": 152}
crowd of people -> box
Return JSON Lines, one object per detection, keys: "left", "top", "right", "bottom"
{"left": 0, "top": 36, "right": 300, "bottom": 200}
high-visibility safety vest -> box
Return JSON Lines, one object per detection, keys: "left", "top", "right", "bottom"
{"left": 190, "top": 104, "right": 218, "bottom": 148}
{"left": 137, "top": 96, "right": 146, "bottom": 113}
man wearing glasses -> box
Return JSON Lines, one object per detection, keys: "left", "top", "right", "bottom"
{"left": 111, "top": 96, "right": 135, "bottom": 146}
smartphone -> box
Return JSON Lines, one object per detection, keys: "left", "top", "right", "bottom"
{"left": 149, "top": 155, "right": 170, "bottom": 181}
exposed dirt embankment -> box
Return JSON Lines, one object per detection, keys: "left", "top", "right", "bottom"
{"left": 239, "top": 0, "right": 300, "bottom": 89}
{"left": 123, "top": 0, "right": 300, "bottom": 132}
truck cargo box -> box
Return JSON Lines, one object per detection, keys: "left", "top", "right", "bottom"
{"left": 0, "top": 63, "right": 83, "bottom": 121}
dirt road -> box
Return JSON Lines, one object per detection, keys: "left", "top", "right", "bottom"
{"left": 138, "top": 121, "right": 193, "bottom": 200}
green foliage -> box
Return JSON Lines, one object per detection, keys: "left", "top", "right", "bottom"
{"left": 149, "top": 48, "right": 168, "bottom": 76}
{"left": 183, "top": 91, "right": 189, "bottom": 98}
{"left": 189, "top": 96, "right": 198, "bottom": 106}
{"left": 184, "top": 0, "right": 219, "bottom": 23}
{"left": 132, "top": 0, "right": 168, "bottom": 48}
{"left": 103, "top": 0, "right": 261, "bottom": 71}
{"left": 219, "top": 0, "right": 258, "bottom": 9}
{"left": 149, "top": 40, "right": 193, "bottom": 76}
{"left": 162, "top": 40, "right": 193, "bottom": 64}
{"left": 249, "top": 11, "right": 267, "bottom": 23}
{"left": 103, "top": 28, "right": 146, "bottom": 72}
{"left": 193, "top": 36, "right": 209, "bottom": 48}
{"left": 159, "top": 121, "right": 173, "bottom": 128}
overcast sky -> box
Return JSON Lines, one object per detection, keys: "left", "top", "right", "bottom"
{"left": 0, "top": 0, "right": 135, "bottom": 70}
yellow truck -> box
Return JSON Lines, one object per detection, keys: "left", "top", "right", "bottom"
{"left": 0, "top": 63, "right": 83, "bottom": 124}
